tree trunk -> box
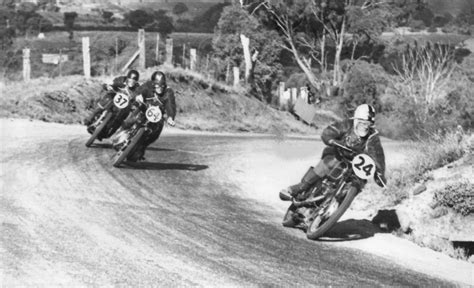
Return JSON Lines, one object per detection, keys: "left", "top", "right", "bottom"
{"left": 240, "top": 34, "right": 252, "bottom": 84}
{"left": 333, "top": 15, "right": 346, "bottom": 86}
{"left": 289, "top": 40, "right": 320, "bottom": 90}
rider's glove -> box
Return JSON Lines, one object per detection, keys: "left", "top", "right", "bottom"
{"left": 102, "top": 84, "right": 114, "bottom": 91}
{"left": 167, "top": 117, "right": 175, "bottom": 127}
{"left": 375, "top": 172, "right": 387, "bottom": 188}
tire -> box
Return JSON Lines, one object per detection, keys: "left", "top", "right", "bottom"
{"left": 282, "top": 204, "right": 299, "bottom": 227}
{"left": 85, "top": 112, "right": 113, "bottom": 147}
{"left": 306, "top": 186, "right": 358, "bottom": 240}
{"left": 112, "top": 127, "right": 145, "bottom": 168}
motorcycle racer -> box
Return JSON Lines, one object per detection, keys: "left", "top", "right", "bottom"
{"left": 280, "top": 104, "right": 387, "bottom": 201}
{"left": 113, "top": 70, "right": 177, "bottom": 162}
{"left": 84, "top": 69, "right": 140, "bottom": 127}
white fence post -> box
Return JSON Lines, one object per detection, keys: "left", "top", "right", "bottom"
{"left": 82, "top": 37, "right": 90, "bottom": 78}
{"left": 190, "top": 48, "right": 197, "bottom": 71}
{"left": 22, "top": 48, "right": 31, "bottom": 82}
{"left": 138, "top": 29, "right": 146, "bottom": 70}
{"left": 165, "top": 38, "right": 173, "bottom": 66}
{"left": 233, "top": 66, "right": 240, "bottom": 87}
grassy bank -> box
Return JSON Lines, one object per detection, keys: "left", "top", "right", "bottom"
{"left": 0, "top": 66, "right": 317, "bottom": 135}
{"left": 352, "top": 132, "right": 473, "bottom": 261}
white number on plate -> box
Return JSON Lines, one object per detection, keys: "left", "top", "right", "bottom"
{"left": 351, "top": 154, "right": 376, "bottom": 180}
{"left": 113, "top": 93, "right": 129, "bottom": 109}
{"left": 145, "top": 106, "right": 162, "bottom": 123}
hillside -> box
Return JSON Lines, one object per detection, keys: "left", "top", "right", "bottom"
{"left": 0, "top": 66, "right": 323, "bottom": 135}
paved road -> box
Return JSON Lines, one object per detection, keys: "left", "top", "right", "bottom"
{"left": 0, "top": 121, "right": 456, "bottom": 286}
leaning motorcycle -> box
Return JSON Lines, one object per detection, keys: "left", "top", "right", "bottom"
{"left": 111, "top": 101, "right": 163, "bottom": 167}
{"left": 281, "top": 142, "right": 385, "bottom": 240}
{"left": 85, "top": 87, "right": 132, "bottom": 147}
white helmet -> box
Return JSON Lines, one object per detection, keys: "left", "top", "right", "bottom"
{"left": 352, "top": 104, "right": 375, "bottom": 123}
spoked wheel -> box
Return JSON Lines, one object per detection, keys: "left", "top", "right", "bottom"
{"left": 306, "top": 186, "right": 358, "bottom": 240}
{"left": 112, "top": 128, "right": 145, "bottom": 168}
{"left": 85, "top": 112, "right": 113, "bottom": 147}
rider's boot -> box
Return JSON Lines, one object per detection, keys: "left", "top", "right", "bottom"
{"left": 279, "top": 167, "right": 321, "bottom": 201}
{"left": 84, "top": 107, "right": 103, "bottom": 126}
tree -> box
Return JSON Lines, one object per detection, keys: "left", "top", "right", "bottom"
{"left": 173, "top": 2, "right": 189, "bottom": 16}
{"left": 146, "top": 10, "right": 174, "bottom": 37}
{"left": 213, "top": 4, "right": 283, "bottom": 102}
{"left": 260, "top": 0, "right": 396, "bottom": 89}
{"left": 125, "top": 9, "right": 153, "bottom": 29}
{"left": 64, "top": 12, "right": 77, "bottom": 40}
{"left": 102, "top": 10, "right": 114, "bottom": 23}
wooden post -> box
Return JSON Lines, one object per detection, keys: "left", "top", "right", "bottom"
{"left": 233, "top": 66, "right": 240, "bottom": 87}
{"left": 225, "top": 63, "right": 230, "bottom": 84}
{"left": 82, "top": 37, "right": 90, "bottom": 78}
{"left": 278, "top": 81, "right": 285, "bottom": 109}
{"left": 165, "top": 37, "right": 173, "bottom": 66}
{"left": 240, "top": 34, "right": 251, "bottom": 83}
{"left": 58, "top": 49, "right": 62, "bottom": 77}
{"left": 205, "top": 54, "right": 210, "bottom": 77}
{"left": 182, "top": 43, "right": 186, "bottom": 68}
{"left": 138, "top": 29, "right": 145, "bottom": 70}
{"left": 115, "top": 37, "right": 118, "bottom": 73}
{"left": 190, "top": 48, "right": 196, "bottom": 71}
{"left": 22, "top": 48, "right": 30, "bottom": 82}
{"left": 155, "top": 33, "right": 160, "bottom": 64}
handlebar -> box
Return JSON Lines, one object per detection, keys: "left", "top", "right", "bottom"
{"left": 330, "top": 140, "right": 354, "bottom": 154}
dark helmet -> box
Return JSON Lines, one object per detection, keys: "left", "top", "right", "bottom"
{"left": 151, "top": 71, "right": 166, "bottom": 87}
{"left": 127, "top": 69, "right": 140, "bottom": 81}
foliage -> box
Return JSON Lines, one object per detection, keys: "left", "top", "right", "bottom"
{"left": 63, "top": 12, "right": 77, "bottom": 40}
{"left": 102, "top": 11, "right": 114, "bottom": 23}
{"left": 434, "top": 181, "right": 474, "bottom": 216}
{"left": 339, "top": 60, "right": 386, "bottom": 116}
{"left": 191, "top": 3, "right": 229, "bottom": 33}
{"left": 213, "top": 4, "right": 283, "bottom": 103}
{"left": 381, "top": 131, "right": 466, "bottom": 206}
{"left": 125, "top": 9, "right": 153, "bottom": 29}
{"left": 173, "top": 2, "right": 189, "bottom": 16}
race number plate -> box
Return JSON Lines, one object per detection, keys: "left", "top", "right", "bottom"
{"left": 351, "top": 154, "right": 376, "bottom": 180}
{"left": 113, "top": 93, "right": 129, "bottom": 109}
{"left": 145, "top": 106, "right": 162, "bottom": 123}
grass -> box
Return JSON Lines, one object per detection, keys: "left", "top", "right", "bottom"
{"left": 375, "top": 132, "right": 467, "bottom": 207}
{"left": 0, "top": 66, "right": 315, "bottom": 135}
{"left": 433, "top": 180, "right": 474, "bottom": 216}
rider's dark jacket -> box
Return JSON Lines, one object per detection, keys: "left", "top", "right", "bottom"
{"left": 110, "top": 76, "right": 140, "bottom": 91}
{"left": 131, "top": 80, "right": 177, "bottom": 120}
{"left": 321, "top": 119, "right": 386, "bottom": 178}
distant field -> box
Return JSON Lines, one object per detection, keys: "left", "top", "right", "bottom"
{"left": 7, "top": 31, "right": 214, "bottom": 80}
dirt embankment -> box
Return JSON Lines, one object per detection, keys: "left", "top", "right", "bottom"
{"left": 0, "top": 67, "right": 325, "bottom": 135}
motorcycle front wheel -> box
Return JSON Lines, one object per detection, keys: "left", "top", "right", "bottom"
{"left": 112, "top": 127, "right": 145, "bottom": 167}
{"left": 306, "top": 186, "right": 358, "bottom": 240}
{"left": 85, "top": 111, "right": 113, "bottom": 147}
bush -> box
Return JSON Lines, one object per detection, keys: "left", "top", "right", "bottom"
{"left": 339, "top": 60, "right": 387, "bottom": 117}
{"left": 381, "top": 131, "right": 466, "bottom": 206}
{"left": 433, "top": 181, "right": 474, "bottom": 216}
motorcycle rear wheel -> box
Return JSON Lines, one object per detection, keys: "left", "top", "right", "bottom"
{"left": 85, "top": 112, "right": 113, "bottom": 147}
{"left": 112, "top": 127, "right": 145, "bottom": 168}
{"left": 306, "top": 186, "right": 358, "bottom": 240}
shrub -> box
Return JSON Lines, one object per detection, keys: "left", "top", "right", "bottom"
{"left": 381, "top": 131, "right": 466, "bottom": 206}
{"left": 433, "top": 181, "right": 474, "bottom": 216}
{"left": 339, "top": 60, "right": 387, "bottom": 117}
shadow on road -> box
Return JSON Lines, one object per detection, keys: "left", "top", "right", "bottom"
{"left": 317, "top": 219, "right": 382, "bottom": 242}
{"left": 90, "top": 143, "right": 113, "bottom": 149}
{"left": 146, "top": 147, "right": 176, "bottom": 152}
{"left": 124, "top": 161, "right": 209, "bottom": 171}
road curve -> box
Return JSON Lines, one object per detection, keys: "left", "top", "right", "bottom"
{"left": 0, "top": 119, "right": 458, "bottom": 286}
